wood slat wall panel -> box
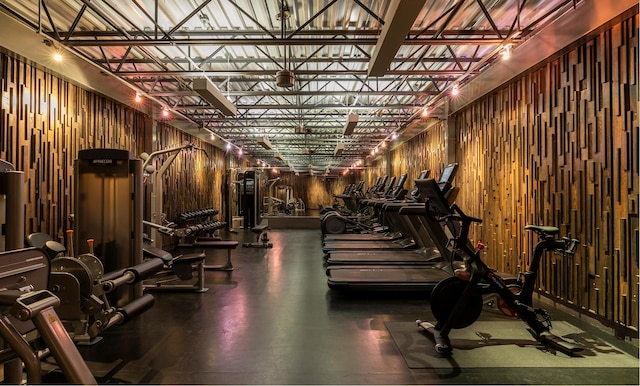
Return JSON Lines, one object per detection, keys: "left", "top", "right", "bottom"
{"left": 0, "top": 53, "right": 231, "bottom": 249}
{"left": 368, "top": 121, "right": 448, "bottom": 188}
{"left": 453, "top": 14, "right": 638, "bottom": 333}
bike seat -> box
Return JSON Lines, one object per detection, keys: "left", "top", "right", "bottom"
{"left": 524, "top": 225, "right": 559, "bottom": 235}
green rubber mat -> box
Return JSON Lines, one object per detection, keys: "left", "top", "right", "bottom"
{"left": 386, "top": 320, "right": 639, "bottom": 369}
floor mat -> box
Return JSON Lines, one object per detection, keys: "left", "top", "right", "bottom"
{"left": 386, "top": 320, "right": 639, "bottom": 369}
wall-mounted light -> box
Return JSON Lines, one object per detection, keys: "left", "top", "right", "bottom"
{"left": 237, "top": 148, "right": 243, "bottom": 157}
{"left": 451, "top": 84, "right": 459, "bottom": 96}
{"left": 421, "top": 106, "right": 429, "bottom": 118}
{"left": 53, "top": 52, "right": 63, "bottom": 62}
{"left": 391, "top": 132, "right": 398, "bottom": 140}
{"left": 501, "top": 44, "right": 512, "bottom": 61}
{"left": 161, "top": 107, "right": 169, "bottom": 118}
{"left": 225, "top": 142, "right": 232, "bottom": 151}
{"left": 135, "top": 92, "right": 142, "bottom": 103}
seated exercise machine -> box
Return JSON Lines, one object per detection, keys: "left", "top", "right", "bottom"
{"left": 26, "top": 231, "right": 163, "bottom": 344}
{"left": 139, "top": 143, "right": 238, "bottom": 290}
{"left": 142, "top": 210, "right": 238, "bottom": 292}
{"left": 0, "top": 247, "right": 97, "bottom": 384}
{"left": 416, "top": 203, "right": 584, "bottom": 357}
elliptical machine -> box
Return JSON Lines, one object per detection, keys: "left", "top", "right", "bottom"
{"left": 416, "top": 203, "right": 584, "bottom": 357}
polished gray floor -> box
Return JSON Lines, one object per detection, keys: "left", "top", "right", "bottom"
{"left": 77, "top": 228, "right": 639, "bottom": 385}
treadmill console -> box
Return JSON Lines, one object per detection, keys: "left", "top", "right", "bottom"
{"left": 437, "top": 163, "right": 458, "bottom": 193}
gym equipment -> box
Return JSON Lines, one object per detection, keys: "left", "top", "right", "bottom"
{"left": 243, "top": 224, "right": 273, "bottom": 248}
{"left": 74, "top": 148, "right": 143, "bottom": 307}
{"left": 0, "top": 159, "right": 28, "bottom": 382}
{"left": 325, "top": 176, "right": 463, "bottom": 291}
{"left": 0, "top": 159, "right": 24, "bottom": 252}
{"left": 26, "top": 232, "right": 163, "bottom": 344}
{"left": 322, "top": 165, "right": 457, "bottom": 253}
{"left": 0, "top": 247, "right": 96, "bottom": 384}
{"left": 240, "top": 171, "right": 259, "bottom": 228}
{"left": 172, "top": 207, "right": 238, "bottom": 272}
{"left": 142, "top": 207, "right": 238, "bottom": 291}
{"left": 324, "top": 170, "right": 429, "bottom": 241}
{"left": 416, "top": 203, "right": 584, "bottom": 357}
{"left": 139, "top": 142, "right": 208, "bottom": 247}
{"left": 321, "top": 177, "right": 402, "bottom": 235}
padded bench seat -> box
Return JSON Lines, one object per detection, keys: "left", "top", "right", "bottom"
{"left": 177, "top": 240, "right": 238, "bottom": 271}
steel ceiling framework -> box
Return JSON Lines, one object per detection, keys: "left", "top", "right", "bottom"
{"left": 0, "top": 0, "right": 582, "bottom": 173}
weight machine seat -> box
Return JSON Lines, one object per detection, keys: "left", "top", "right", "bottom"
{"left": 179, "top": 240, "right": 239, "bottom": 249}
{"left": 26, "top": 232, "right": 67, "bottom": 260}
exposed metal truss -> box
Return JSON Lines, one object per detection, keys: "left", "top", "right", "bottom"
{"left": 0, "top": 0, "right": 583, "bottom": 173}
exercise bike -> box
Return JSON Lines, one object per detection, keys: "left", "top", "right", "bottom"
{"left": 416, "top": 203, "right": 584, "bottom": 357}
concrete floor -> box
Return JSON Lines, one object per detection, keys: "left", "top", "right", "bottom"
{"left": 74, "top": 228, "right": 638, "bottom": 385}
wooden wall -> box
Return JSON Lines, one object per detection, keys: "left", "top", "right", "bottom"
{"left": 263, "top": 172, "right": 360, "bottom": 212}
{"left": 453, "top": 14, "right": 638, "bottom": 334}
{"left": 0, "top": 52, "right": 227, "bottom": 245}
{"left": 367, "top": 120, "right": 448, "bottom": 188}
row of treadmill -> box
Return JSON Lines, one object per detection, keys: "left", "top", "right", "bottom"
{"left": 320, "top": 164, "right": 465, "bottom": 291}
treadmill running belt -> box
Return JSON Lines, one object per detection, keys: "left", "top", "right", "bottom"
{"left": 326, "top": 247, "right": 442, "bottom": 265}
{"left": 326, "top": 264, "right": 454, "bottom": 291}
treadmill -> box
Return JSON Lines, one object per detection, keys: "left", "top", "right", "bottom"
{"left": 323, "top": 171, "right": 426, "bottom": 242}
{"left": 325, "top": 175, "right": 463, "bottom": 291}
{"left": 325, "top": 183, "right": 459, "bottom": 265}
{"left": 321, "top": 165, "right": 457, "bottom": 254}
{"left": 320, "top": 176, "right": 393, "bottom": 235}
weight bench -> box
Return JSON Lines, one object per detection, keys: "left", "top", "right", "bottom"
{"left": 142, "top": 244, "right": 209, "bottom": 292}
{"left": 177, "top": 239, "right": 238, "bottom": 271}
{"left": 243, "top": 224, "right": 273, "bottom": 248}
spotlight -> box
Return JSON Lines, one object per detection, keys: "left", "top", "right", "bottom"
{"left": 161, "top": 107, "right": 169, "bottom": 118}
{"left": 135, "top": 92, "right": 142, "bottom": 103}
{"left": 391, "top": 132, "right": 398, "bottom": 140}
{"left": 501, "top": 44, "right": 512, "bottom": 61}
{"left": 451, "top": 85, "right": 459, "bottom": 96}
{"left": 53, "top": 52, "right": 63, "bottom": 62}
{"left": 226, "top": 142, "right": 232, "bottom": 151}
{"left": 237, "top": 148, "right": 243, "bottom": 157}
{"left": 421, "top": 107, "right": 429, "bottom": 118}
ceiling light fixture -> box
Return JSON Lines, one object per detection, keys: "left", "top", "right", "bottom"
{"left": 343, "top": 113, "right": 359, "bottom": 136}
{"left": 193, "top": 78, "right": 237, "bottom": 116}
{"left": 257, "top": 136, "right": 273, "bottom": 150}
